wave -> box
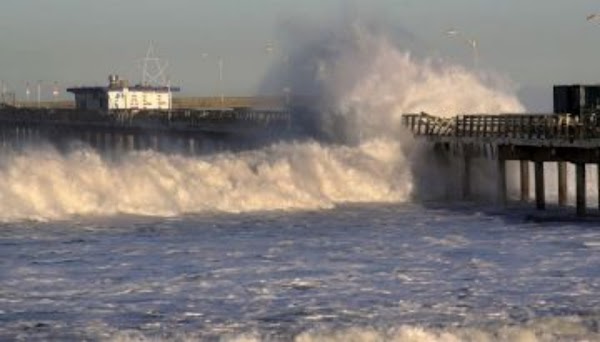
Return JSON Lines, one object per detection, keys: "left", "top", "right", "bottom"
{"left": 0, "top": 29, "right": 525, "bottom": 221}
{"left": 106, "top": 316, "right": 600, "bottom": 342}
{"left": 0, "top": 140, "right": 410, "bottom": 221}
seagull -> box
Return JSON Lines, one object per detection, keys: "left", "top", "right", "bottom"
{"left": 446, "top": 29, "right": 459, "bottom": 37}
{"left": 587, "top": 14, "right": 598, "bottom": 21}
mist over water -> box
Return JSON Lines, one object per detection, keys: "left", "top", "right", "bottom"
{"left": 0, "top": 27, "right": 527, "bottom": 222}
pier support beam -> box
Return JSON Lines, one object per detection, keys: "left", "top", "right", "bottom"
{"left": 596, "top": 163, "right": 600, "bottom": 209}
{"left": 187, "top": 138, "right": 196, "bottom": 155}
{"left": 520, "top": 160, "right": 530, "bottom": 202}
{"left": 534, "top": 161, "right": 545, "bottom": 210}
{"left": 114, "top": 134, "right": 124, "bottom": 154}
{"left": 497, "top": 158, "right": 507, "bottom": 206}
{"left": 126, "top": 135, "right": 135, "bottom": 152}
{"left": 558, "top": 162, "right": 568, "bottom": 207}
{"left": 576, "top": 163, "right": 586, "bottom": 217}
{"left": 103, "top": 133, "right": 112, "bottom": 152}
{"left": 150, "top": 135, "right": 159, "bottom": 150}
{"left": 598, "top": 164, "right": 600, "bottom": 211}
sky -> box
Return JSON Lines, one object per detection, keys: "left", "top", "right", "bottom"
{"left": 1, "top": 0, "right": 600, "bottom": 110}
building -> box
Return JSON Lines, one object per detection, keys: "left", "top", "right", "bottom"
{"left": 67, "top": 75, "right": 180, "bottom": 112}
{"left": 554, "top": 84, "right": 600, "bottom": 117}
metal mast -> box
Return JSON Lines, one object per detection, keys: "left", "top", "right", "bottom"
{"left": 141, "top": 42, "right": 169, "bottom": 86}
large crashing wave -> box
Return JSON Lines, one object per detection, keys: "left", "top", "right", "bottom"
{"left": 0, "top": 141, "right": 409, "bottom": 221}
{"left": 0, "top": 31, "right": 524, "bottom": 221}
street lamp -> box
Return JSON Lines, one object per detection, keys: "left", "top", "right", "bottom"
{"left": 217, "top": 56, "right": 224, "bottom": 108}
{"left": 36, "top": 80, "right": 41, "bottom": 108}
{"left": 446, "top": 29, "right": 479, "bottom": 68}
{"left": 200, "top": 53, "right": 225, "bottom": 108}
{"left": 25, "top": 82, "right": 31, "bottom": 102}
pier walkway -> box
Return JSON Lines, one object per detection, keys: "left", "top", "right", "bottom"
{"left": 402, "top": 112, "right": 600, "bottom": 217}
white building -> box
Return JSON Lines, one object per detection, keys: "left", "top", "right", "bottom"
{"left": 67, "top": 75, "right": 179, "bottom": 112}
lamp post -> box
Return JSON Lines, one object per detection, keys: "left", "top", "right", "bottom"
{"left": 36, "top": 80, "right": 41, "bottom": 108}
{"left": 218, "top": 56, "right": 224, "bottom": 108}
{"left": 446, "top": 29, "right": 479, "bottom": 68}
{"left": 200, "top": 53, "right": 225, "bottom": 108}
{"left": 25, "top": 82, "right": 31, "bottom": 102}
{"left": 52, "top": 82, "right": 60, "bottom": 102}
{"left": 0, "top": 80, "right": 5, "bottom": 104}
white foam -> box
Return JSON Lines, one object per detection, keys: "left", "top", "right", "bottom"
{"left": 105, "top": 319, "right": 600, "bottom": 342}
{"left": 0, "top": 30, "right": 524, "bottom": 222}
{"left": 0, "top": 141, "right": 410, "bottom": 221}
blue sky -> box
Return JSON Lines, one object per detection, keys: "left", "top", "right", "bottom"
{"left": 1, "top": 0, "right": 599, "bottom": 109}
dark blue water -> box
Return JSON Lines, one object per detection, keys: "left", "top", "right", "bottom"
{"left": 0, "top": 204, "right": 599, "bottom": 341}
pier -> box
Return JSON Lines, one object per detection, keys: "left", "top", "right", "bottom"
{"left": 401, "top": 112, "right": 600, "bottom": 216}
{"left": 0, "top": 104, "right": 291, "bottom": 155}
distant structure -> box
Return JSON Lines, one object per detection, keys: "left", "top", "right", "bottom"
{"left": 67, "top": 75, "right": 180, "bottom": 112}
{"left": 67, "top": 43, "right": 178, "bottom": 113}
{"left": 554, "top": 84, "right": 600, "bottom": 117}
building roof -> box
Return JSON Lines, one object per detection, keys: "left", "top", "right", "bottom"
{"left": 67, "top": 85, "right": 181, "bottom": 94}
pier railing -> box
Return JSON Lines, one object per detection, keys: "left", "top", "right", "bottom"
{"left": 0, "top": 107, "right": 291, "bottom": 133}
{"left": 402, "top": 113, "right": 600, "bottom": 143}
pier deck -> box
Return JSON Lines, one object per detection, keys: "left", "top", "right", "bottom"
{"left": 402, "top": 112, "right": 600, "bottom": 217}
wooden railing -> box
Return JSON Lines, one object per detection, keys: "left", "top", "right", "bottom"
{"left": 402, "top": 113, "right": 600, "bottom": 142}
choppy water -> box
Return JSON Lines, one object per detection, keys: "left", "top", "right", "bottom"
{"left": 1, "top": 204, "right": 599, "bottom": 341}
{"left": 1, "top": 21, "right": 597, "bottom": 341}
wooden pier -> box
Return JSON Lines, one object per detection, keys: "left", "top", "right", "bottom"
{"left": 402, "top": 112, "right": 600, "bottom": 216}
{"left": 0, "top": 105, "right": 292, "bottom": 155}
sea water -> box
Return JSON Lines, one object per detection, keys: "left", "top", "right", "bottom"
{"left": 0, "top": 203, "right": 599, "bottom": 341}
{"left": 1, "top": 27, "right": 598, "bottom": 341}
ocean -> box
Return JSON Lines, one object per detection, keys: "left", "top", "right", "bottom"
{"left": 1, "top": 28, "right": 599, "bottom": 341}
{"left": 1, "top": 202, "right": 599, "bottom": 341}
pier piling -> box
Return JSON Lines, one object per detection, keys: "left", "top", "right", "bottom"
{"left": 576, "top": 163, "right": 586, "bottom": 217}
{"left": 462, "top": 150, "right": 471, "bottom": 200}
{"left": 535, "top": 161, "right": 545, "bottom": 210}
{"left": 497, "top": 158, "right": 507, "bottom": 205}
{"left": 520, "top": 160, "right": 530, "bottom": 202}
{"left": 558, "top": 162, "right": 568, "bottom": 207}
{"left": 401, "top": 112, "right": 600, "bottom": 217}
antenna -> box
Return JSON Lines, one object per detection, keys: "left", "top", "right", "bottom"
{"left": 141, "top": 42, "right": 169, "bottom": 86}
